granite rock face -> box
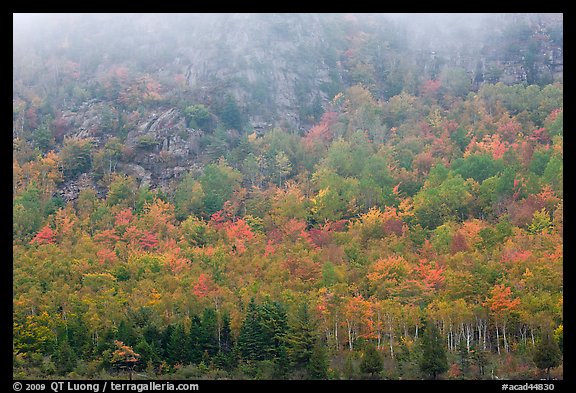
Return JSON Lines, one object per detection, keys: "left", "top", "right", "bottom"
{"left": 13, "top": 13, "right": 562, "bottom": 195}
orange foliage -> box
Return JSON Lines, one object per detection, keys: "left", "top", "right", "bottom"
{"left": 484, "top": 284, "right": 520, "bottom": 316}
{"left": 97, "top": 248, "right": 117, "bottom": 265}
{"left": 30, "top": 225, "right": 56, "bottom": 245}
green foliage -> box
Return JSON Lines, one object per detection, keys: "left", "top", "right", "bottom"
{"left": 60, "top": 138, "right": 93, "bottom": 179}
{"left": 237, "top": 299, "right": 286, "bottom": 362}
{"left": 413, "top": 168, "right": 472, "bottom": 229}
{"left": 136, "top": 135, "right": 158, "bottom": 151}
{"left": 219, "top": 95, "right": 243, "bottom": 131}
{"left": 173, "top": 173, "right": 205, "bottom": 220}
{"left": 419, "top": 321, "right": 448, "bottom": 380}
{"left": 307, "top": 340, "right": 329, "bottom": 379}
{"left": 199, "top": 161, "right": 242, "bottom": 216}
{"left": 184, "top": 104, "right": 211, "bottom": 130}
{"left": 360, "top": 344, "right": 383, "bottom": 377}
{"left": 452, "top": 154, "right": 504, "bottom": 183}
{"left": 106, "top": 175, "right": 138, "bottom": 208}
{"left": 440, "top": 67, "right": 471, "bottom": 98}
{"left": 533, "top": 329, "right": 562, "bottom": 379}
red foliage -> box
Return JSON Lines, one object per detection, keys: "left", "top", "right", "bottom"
{"left": 501, "top": 248, "right": 533, "bottom": 264}
{"left": 304, "top": 111, "right": 338, "bottom": 147}
{"left": 25, "top": 106, "right": 38, "bottom": 129}
{"left": 415, "top": 259, "right": 445, "bottom": 290}
{"left": 507, "top": 195, "right": 545, "bottom": 227}
{"left": 413, "top": 150, "right": 434, "bottom": 175}
{"left": 420, "top": 79, "right": 442, "bottom": 100}
{"left": 139, "top": 231, "right": 159, "bottom": 250}
{"left": 383, "top": 218, "right": 404, "bottom": 237}
{"left": 115, "top": 208, "right": 134, "bottom": 227}
{"left": 309, "top": 228, "right": 332, "bottom": 248}
{"left": 450, "top": 232, "right": 470, "bottom": 254}
{"left": 283, "top": 256, "right": 320, "bottom": 282}
{"left": 529, "top": 127, "right": 551, "bottom": 144}
{"left": 94, "top": 229, "right": 120, "bottom": 245}
{"left": 97, "top": 248, "right": 117, "bottom": 265}
{"left": 224, "top": 218, "right": 254, "bottom": 255}
{"left": 209, "top": 209, "right": 232, "bottom": 229}
{"left": 52, "top": 112, "right": 68, "bottom": 142}
{"left": 165, "top": 252, "right": 189, "bottom": 275}
{"left": 123, "top": 226, "right": 142, "bottom": 247}
{"left": 497, "top": 117, "right": 523, "bottom": 143}
{"left": 263, "top": 239, "right": 276, "bottom": 257}
{"left": 30, "top": 225, "right": 56, "bottom": 245}
{"left": 275, "top": 219, "right": 313, "bottom": 245}
{"left": 193, "top": 273, "right": 215, "bottom": 299}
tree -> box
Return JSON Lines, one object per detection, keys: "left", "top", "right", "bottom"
{"left": 285, "top": 302, "right": 316, "bottom": 369}
{"left": 60, "top": 138, "right": 93, "bottom": 179}
{"left": 307, "top": 339, "right": 329, "bottom": 379}
{"left": 199, "top": 161, "right": 242, "bottom": 216}
{"left": 533, "top": 329, "right": 562, "bottom": 380}
{"left": 54, "top": 339, "right": 77, "bottom": 375}
{"left": 360, "top": 343, "right": 383, "bottom": 378}
{"left": 220, "top": 95, "right": 243, "bottom": 130}
{"left": 420, "top": 320, "right": 448, "bottom": 380}
{"left": 111, "top": 340, "right": 140, "bottom": 380}
{"left": 237, "top": 298, "right": 266, "bottom": 362}
{"left": 30, "top": 225, "right": 56, "bottom": 245}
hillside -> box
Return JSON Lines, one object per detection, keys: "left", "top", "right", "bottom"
{"left": 13, "top": 13, "right": 563, "bottom": 381}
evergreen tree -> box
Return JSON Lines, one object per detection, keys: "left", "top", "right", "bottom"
{"left": 343, "top": 352, "right": 357, "bottom": 380}
{"left": 214, "top": 313, "right": 236, "bottom": 371}
{"left": 117, "top": 319, "right": 137, "bottom": 347}
{"left": 54, "top": 339, "right": 77, "bottom": 375}
{"left": 188, "top": 316, "right": 203, "bottom": 364}
{"left": 420, "top": 320, "right": 448, "bottom": 380}
{"left": 259, "top": 299, "right": 289, "bottom": 360}
{"left": 167, "top": 322, "right": 190, "bottom": 364}
{"left": 237, "top": 298, "right": 288, "bottom": 362}
{"left": 360, "top": 343, "right": 383, "bottom": 378}
{"left": 220, "top": 95, "right": 243, "bottom": 130}
{"left": 457, "top": 342, "right": 470, "bottom": 375}
{"left": 285, "top": 302, "right": 316, "bottom": 368}
{"left": 273, "top": 344, "right": 291, "bottom": 379}
{"left": 135, "top": 339, "right": 159, "bottom": 369}
{"left": 471, "top": 347, "right": 488, "bottom": 378}
{"left": 237, "top": 298, "right": 266, "bottom": 361}
{"left": 219, "top": 313, "right": 233, "bottom": 353}
{"left": 533, "top": 329, "right": 562, "bottom": 380}
{"left": 199, "top": 308, "right": 219, "bottom": 358}
{"left": 307, "top": 339, "right": 329, "bottom": 380}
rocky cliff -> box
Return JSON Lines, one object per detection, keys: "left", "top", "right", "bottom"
{"left": 13, "top": 13, "right": 563, "bottom": 197}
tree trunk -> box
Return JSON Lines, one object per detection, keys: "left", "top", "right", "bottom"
{"left": 495, "top": 323, "right": 500, "bottom": 355}
{"left": 347, "top": 320, "right": 353, "bottom": 351}
{"left": 335, "top": 319, "right": 339, "bottom": 351}
{"left": 503, "top": 322, "right": 508, "bottom": 353}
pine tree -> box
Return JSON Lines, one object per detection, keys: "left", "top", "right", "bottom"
{"left": 360, "top": 343, "right": 383, "bottom": 378}
{"left": 167, "top": 322, "right": 190, "bottom": 364}
{"left": 237, "top": 298, "right": 266, "bottom": 361}
{"left": 188, "top": 316, "right": 203, "bottom": 364}
{"left": 420, "top": 320, "right": 448, "bottom": 380}
{"left": 285, "top": 302, "right": 316, "bottom": 368}
{"left": 199, "top": 308, "right": 219, "bottom": 358}
{"left": 533, "top": 329, "right": 562, "bottom": 380}
{"left": 307, "top": 339, "right": 329, "bottom": 380}
{"left": 54, "top": 339, "right": 77, "bottom": 375}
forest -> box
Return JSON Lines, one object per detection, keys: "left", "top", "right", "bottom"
{"left": 13, "top": 13, "right": 562, "bottom": 380}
